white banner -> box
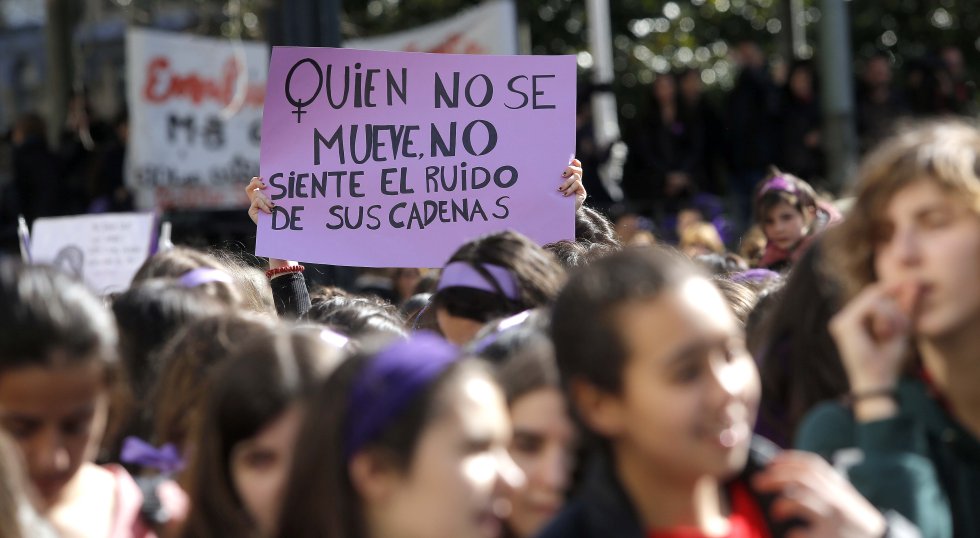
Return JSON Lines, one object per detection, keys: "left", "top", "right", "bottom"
{"left": 345, "top": 0, "right": 518, "bottom": 55}
{"left": 31, "top": 213, "right": 157, "bottom": 295}
{"left": 126, "top": 28, "right": 268, "bottom": 210}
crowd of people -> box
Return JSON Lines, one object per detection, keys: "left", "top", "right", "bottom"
{"left": 1, "top": 118, "right": 979, "bottom": 538}
{"left": 598, "top": 42, "right": 977, "bottom": 237}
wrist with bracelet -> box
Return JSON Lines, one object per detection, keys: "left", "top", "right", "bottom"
{"left": 266, "top": 264, "right": 305, "bottom": 279}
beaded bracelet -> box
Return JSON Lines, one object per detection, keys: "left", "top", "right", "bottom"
{"left": 265, "top": 264, "right": 305, "bottom": 279}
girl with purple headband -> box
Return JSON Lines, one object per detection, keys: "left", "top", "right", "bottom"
{"left": 753, "top": 168, "right": 840, "bottom": 271}
{"left": 432, "top": 230, "right": 565, "bottom": 345}
{"left": 276, "top": 332, "right": 525, "bottom": 538}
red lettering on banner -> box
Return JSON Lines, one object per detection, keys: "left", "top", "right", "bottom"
{"left": 142, "top": 56, "right": 265, "bottom": 107}
{"left": 404, "top": 33, "right": 487, "bottom": 55}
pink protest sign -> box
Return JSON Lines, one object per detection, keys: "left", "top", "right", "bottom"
{"left": 256, "top": 47, "right": 576, "bottom": 268}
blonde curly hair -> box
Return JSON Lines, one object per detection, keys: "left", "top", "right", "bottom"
{"left": 826, "top": 120, "right": 980, "bottom": 299}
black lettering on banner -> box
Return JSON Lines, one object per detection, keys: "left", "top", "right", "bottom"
{"left": 367, "top": 205, "right": 382, "bottom": 230}
{"left": 268, "top": 172, "right": 287, "bottom": 200}
{"left": 167, "top": 115, "right": 195, "bottom": 144}
{"left": 462, "top": 120, "right": 497, "bottom": 156}
{"left": 464, "top": 74, "right": 493, "bottom": 107}
{"left": 532, "top": 75, "right": 557, "bottom": 109}
{"left": 202, "top": 116, "right": 225, "bottom": 149}
{"left": 387, "top": 68, "right": 408, "bottom": 106}
{"left": 272, "top": 206, "right": 304, "bottom": 230}
{"left": 314, "top": 127, "right": 345, "bottom": 166}
{"left": 434, "top": 72, "right": 461, "bottom": 108}
{"left": 505, "top": 75, "right": 530, "bottom": 110}
{"left": 492, "top": 196, "right": 511, "bottom": 219}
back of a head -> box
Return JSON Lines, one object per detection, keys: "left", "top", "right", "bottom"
{"left": 471, "top": 310, "right": 560, "bottom": 406}
{"left": 756, "top": 240, "right": 848, "bottom": 445}
{"left": 545, "top": 240, "right": 617, "bottom": 270}
{"left": 209, "top": 250, "right": 276, "bottom": 316}
{"left": 132, "top": 247, "right": 243, "bottom": 307}
{"left": 575, "top": 207, "right": 620, "bottom": 248}
{"left": 151, "top": 312, "right": 278, "bottom": 449}
{"left": 435, "top": 230, "right": 565, "bottom": 323}
{"left": 712, "top": 278, "right": 757, "bottom": 326}
{"left": 680, "top": 223, "right": 725, "bottom": 255}
{"left": 0, "top": 260, "right": 117, "bottom": 374}
{"left": 304, "top": 295, "right": 407, "bottom": 340}
{"left": 183, "top": 327, "right": 344, "bottom": 538}
{"left": 551, "top": 247, "right": 693, "bottom": 394}
{"left": 111, "top": 280, "right": 228, "bottom": 399}
{"left": 694, "top": 253, "right": 749, "bottom": 276}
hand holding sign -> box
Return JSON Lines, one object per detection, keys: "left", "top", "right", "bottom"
{"left": 255, "top": 48, "right": 576, "bottom": 268}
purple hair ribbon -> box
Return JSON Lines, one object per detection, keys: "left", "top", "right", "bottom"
{"left": 730, "top": 269, "right": 780, "bottom": 285}
{"left": 437, "top": 262, "right": 520, "bottom": 300}
{"left": 120, "top": 436, "right": 185, "bottom": 474}
{"left": 344, "top": 332, "right": 458, "bottom": 460}
{"left": 179, "top": 268, "right": 233, "bottom": 288}
{"left": 757, "top": 175, "right": 798, "bottom": 199}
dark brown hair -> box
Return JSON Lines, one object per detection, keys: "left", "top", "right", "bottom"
{"left": 151, "top": 313, "right": 277, "bottom": 453}
{"left": 434, "top": 230, "right": 565, "bottom": 323}
{"left": 471, "top": 310, "right": 560, "bottom": 405}
{"left": 551, "top": 246, "right": 694, "bottom": 395}
{"left": 0, "top": 260, "right": 118, "bottom": 375}
{"left": 181, "top": 327, "right": 343, "bottom": 538}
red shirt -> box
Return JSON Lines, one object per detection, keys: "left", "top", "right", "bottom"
{"left": 647, "top": 481, "right": 770, "bottom": 538}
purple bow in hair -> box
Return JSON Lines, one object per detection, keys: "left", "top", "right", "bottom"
{"left": 120, "top": 436, "right": 185, "bottom": 474}
{"left": 757, "top": 175, "right": 798, "bottom": 199}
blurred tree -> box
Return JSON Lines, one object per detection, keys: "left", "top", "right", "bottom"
{"left": 341, "top": 0, "right": 979, "bottom": 120}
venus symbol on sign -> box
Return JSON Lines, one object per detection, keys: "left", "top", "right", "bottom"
{"left": 285, "top": 58, "right": 323, "bottom": 124}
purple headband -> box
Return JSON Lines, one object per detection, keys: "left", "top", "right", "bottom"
{"left": 730, "top": 269, "right": 780, "bottom": 285}
{"left": 757, "top": 175, "right": 798, "bottom": 199}
{"left": 437, "top": 262, "right": 520, "bottom": 300}
{"left": 344, "top": 332, "right": 459, "bottom": 460}
{"left": 179, "top": 268, "right": 234, "bottom": 288}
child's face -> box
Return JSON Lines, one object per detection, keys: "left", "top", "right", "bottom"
{"left": 873, "top": 180, "right": 980, "bottom": 338}
{"left": 506, "top": 388, "right": 576, "bottom": 538}
{"left": 231, "top": 403, "right": 305, "bottom": 537}
{"left": 364, "top": 374, "right": 524, "bottom": 538}
{"left": 601, "top": 278, "right": 759, "bottom": 482}
{"left": 0, "top": 360, "right": 109, "bottom": 506}
{"left": 762, "top": 201, "right": 808, "bottom": 250}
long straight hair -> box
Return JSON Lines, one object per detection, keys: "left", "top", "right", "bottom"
{"left": 180, "top": 328, "right": 342, "bottom": 538}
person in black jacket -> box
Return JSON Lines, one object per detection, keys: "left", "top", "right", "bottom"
{"left": 541, "top": 247, "right": 914, "bottom": 538}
